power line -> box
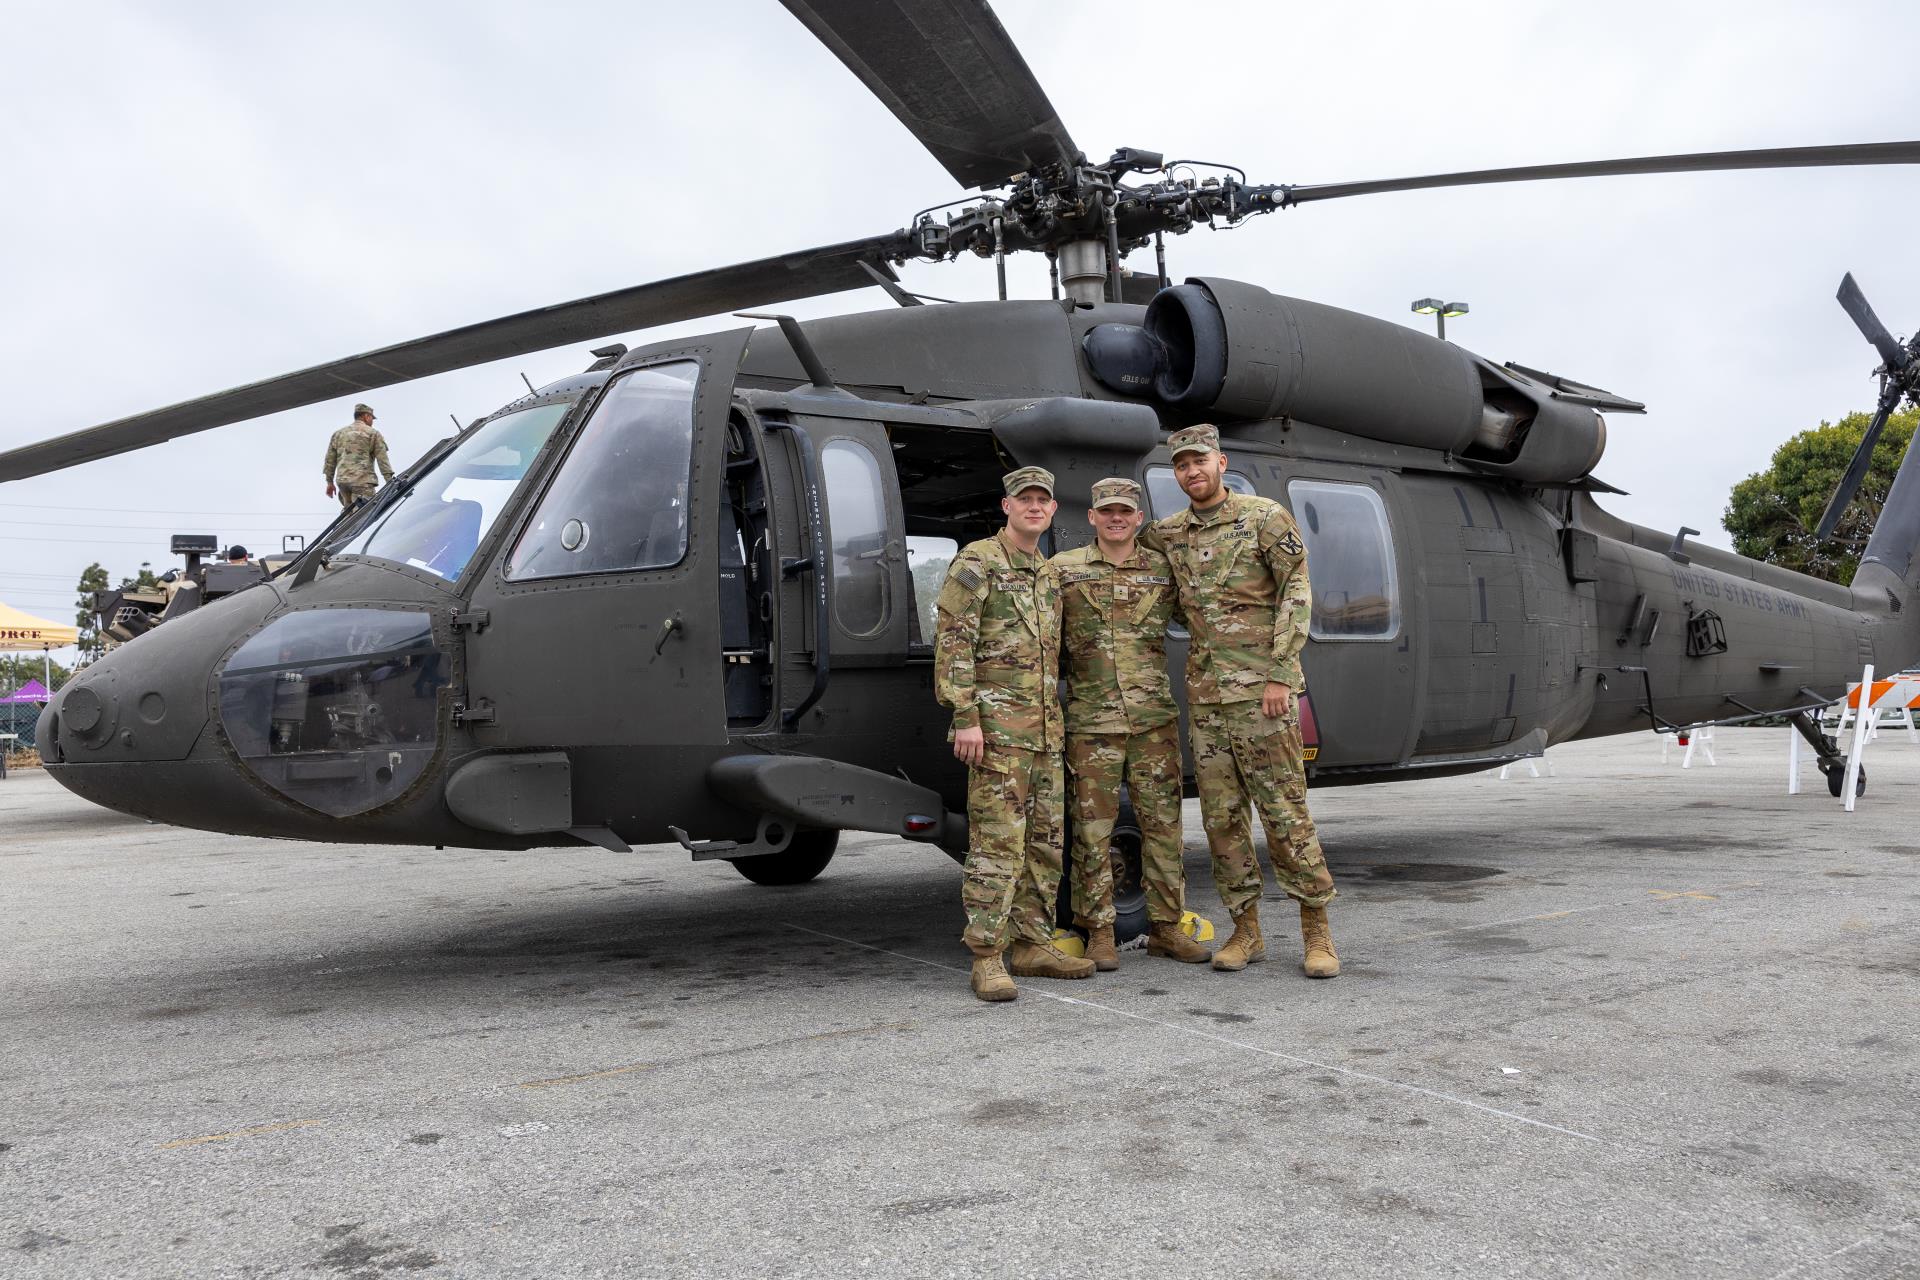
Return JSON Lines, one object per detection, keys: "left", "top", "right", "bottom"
{"left": 2, "top": 502, "right": 318, "bottom": 516}
{"left": 4, "top": 535, "right": 214, "bottom": 547}
{"left": 0, "top": 520, "right": 315, "bottom": 534}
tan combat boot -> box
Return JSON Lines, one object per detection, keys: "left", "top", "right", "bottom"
{"left": 1084, "top": 924, "right": 1119, "bottom": 972}
{"left": 969, "top": 951, "right": 1018, "bottom": 1002}
{"left": 1146, "top": 921, "right": 1211, "bottom": 964}
{"left": 1211, "top": 902, "right": 1265, "bottom": 972}
{"left": 1008, "top": 937, "right": 1096, "bottom": 980}
{"left": 1300, "top": 902, "right": 1341, "bottom": 978}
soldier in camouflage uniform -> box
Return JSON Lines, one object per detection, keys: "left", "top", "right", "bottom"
{"left": 1051, "top": 477, "right": 1209, "bottom": 970}
{"left": 324, "top": 403, "right": 396, "bottom": 510}
{"left": 1150, "top": 424, "right": 1340, "bottom": 978}
{"left": 936, "top": 465, "right": 1094, "bottom": 1002}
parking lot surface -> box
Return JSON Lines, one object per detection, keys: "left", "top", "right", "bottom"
{"left": 3, "top": 730, "right": 1917, "bottom": 1278}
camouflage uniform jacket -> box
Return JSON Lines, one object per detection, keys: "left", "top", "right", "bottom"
{"left": 934, "top": 530, "right": 1064, "bottom": 751}
{"left": 1150, "top": 491, "right": 1311, "bottom": 704}
{"left": 1049, "top": 542, "right": 1181, "bottom": 734}
{"left": 324, "top": 422, "right": 396, "bottom": 490}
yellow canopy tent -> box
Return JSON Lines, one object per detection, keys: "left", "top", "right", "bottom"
{"left": 0, "top": 600, "right": 80, "bottom": 692}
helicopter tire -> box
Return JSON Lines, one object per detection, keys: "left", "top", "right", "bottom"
{"left": 1826, "top": 764, "right": 1865, "bottom": 799}
{"left": 1057, "top": 799, "right": 1151, "bottom": 946}
{"left": 727, "top": 828, "right": 838, "bottom": 886}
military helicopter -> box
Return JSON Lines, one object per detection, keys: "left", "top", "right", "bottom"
{"left": 6, "top": 1, "right": 1920, "bottom": 939}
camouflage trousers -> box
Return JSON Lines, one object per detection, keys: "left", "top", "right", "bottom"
{"left": 336, "top": 482, "right": 374, "bottom": 510}
{"left": 1189, "top": 700, "right": 1335, "bottom": 915}
{"left": 961, "top": 743, "right": 1065, "bottom": 954}
{"left": 1066, "top": 724, "right": 1185, "bottom": 927}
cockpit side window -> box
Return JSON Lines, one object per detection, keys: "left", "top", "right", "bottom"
{"left": 506, "top": 361, "right": 700, "bottom": 580}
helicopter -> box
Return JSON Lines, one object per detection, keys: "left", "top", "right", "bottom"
{"left": 5, "top": 1, "right": 1920, "bottom": 940}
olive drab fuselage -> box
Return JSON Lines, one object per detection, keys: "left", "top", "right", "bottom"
{"left": 35, "top": 290, "right": 1920, "bottom": 860}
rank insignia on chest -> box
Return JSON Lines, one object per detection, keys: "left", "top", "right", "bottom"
{"left": 1199, "top": 547, "right": 1214, "bottom": 562}
{"left": 1114, "top": 585, "right": 1130, "bottom": 600}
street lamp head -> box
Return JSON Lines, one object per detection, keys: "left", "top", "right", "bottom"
{"left": 1410, "top": 297, "right": 1443, "bottom": 315}
{"left": 1443, "top": 302, "right": 1470, "bottom": 318}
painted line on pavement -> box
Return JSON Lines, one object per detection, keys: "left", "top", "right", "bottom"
{"left": 520, "top": 1062, "right": 655, "bottom": 1089}
{"left": 784, "top": 923, "right": 1617, "bottom": 1148}
{"left": 1763, "top": 1218, "right": 1914, "bottom": 1280}
{"left": 157, "top": 1118, "right": 324, "bottom": 1149}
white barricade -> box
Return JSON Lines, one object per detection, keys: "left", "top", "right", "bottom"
{"left": 1657, "top": 725, "right": 1715, "bottom": 767}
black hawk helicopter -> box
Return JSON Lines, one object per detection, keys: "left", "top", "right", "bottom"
{"left": 6, "top": 1, "right": 1920, "bottom": 934}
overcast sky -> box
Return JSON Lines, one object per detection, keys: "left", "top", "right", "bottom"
{"left": 4, "top": 0, "right": 1918, "bottom": 664}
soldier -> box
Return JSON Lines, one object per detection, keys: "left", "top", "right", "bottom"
{"left": 1149, "top": 424, "right": 1340, "bottom": 978}
{"left": 935, "top": 465, "right": 1093, "bottom": 1002}
{"left": 1051, "top": 477, "right": 1209, "bottom": 969}
{"left": 324, "top": 403, "right": 396, "bottom": 510}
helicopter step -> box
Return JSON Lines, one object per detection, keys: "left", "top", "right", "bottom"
{"left": 695, "top": 753, "right": 960, "bottom": 858}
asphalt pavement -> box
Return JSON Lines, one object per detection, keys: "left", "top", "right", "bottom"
{"left": 3, "top": 729, "right": 1917, "bottom": 1279}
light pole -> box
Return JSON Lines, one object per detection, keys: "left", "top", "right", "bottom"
{"left": 1412, "top": 297, "right": 1469, "bottom": 341}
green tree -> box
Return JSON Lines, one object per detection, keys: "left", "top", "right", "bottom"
{"left": 1724, "top": 405, "right": 1920, "bottom": 584}
{"left": 120, "top": 562, "right": 161, "bottom": 593}
{"left": 0, "top": 654, "right": 71, "bottom": 692}
{"left": 75, "top": 562, "right": 109, "bottom": 662}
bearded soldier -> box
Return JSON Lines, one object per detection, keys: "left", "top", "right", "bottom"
{"left": 1150, "top": 424, "right": 1340, "bottom": 978}
{"left": 935, "top": 465, "right": 1093, "bottom": 1002}
{"left": 324, "top": 403, "right": 396, "bottom": 510}
{"left": 1050, "top": 477, "right": 1208, "bottom": 969}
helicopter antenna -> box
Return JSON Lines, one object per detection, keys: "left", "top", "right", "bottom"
{"left": 448, "top": 413, "right": 461, "bottom": 430}
{"left": 519, "top": 372, "right": 536, "bottom": 394}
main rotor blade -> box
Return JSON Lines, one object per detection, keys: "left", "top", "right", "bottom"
{"left": 0, "top": 233, "right": 911, "bottom": 483}
{"left": 781, "top": 0, "right": 1077, "bottom": 190}
{"left": 1837, "top": 272, "right": 1912, "bottom": 372}
{"left": 1814, "top": 389, "right": 1902, "bottom": 541}
{"left": 1283, "top": 140, "right": 1920, "bottom": 205}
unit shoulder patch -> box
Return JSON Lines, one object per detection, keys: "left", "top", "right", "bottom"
{"left": 1275, "top": 529, "right": 1303, "bottom": 556}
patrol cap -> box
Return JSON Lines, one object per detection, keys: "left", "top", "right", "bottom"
{"left": 353, "top": 402, "right": 376, "bottom": 418}
{"left": 1001, "top": 465, "right": 1056, "bottom": 497}
{"left": 1167, "top": 423, "right": 1221, "bottom": 458}
{"left": 1089, "top": 476, "right": 1142, "bottom": 510}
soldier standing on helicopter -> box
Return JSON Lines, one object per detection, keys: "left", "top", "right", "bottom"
{"left": 1149, "top": 424, "right": 1341, "bottom": 978}
{"left": 324, "top": 403, "right": 396, "bottom": 509}
{"left": 935, "top": 465, "right": 1094, "bottom": 1002}
{"left": 1050, "top": 476, "right": 1209, "bottom": 970}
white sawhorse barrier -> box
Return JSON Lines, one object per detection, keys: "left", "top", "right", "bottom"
{"left": 1498, "top": 755, "right": 1554, "bottom": 780}
{"left": 1792, "top": 665, "right": 1901, "bottom": 809}
{"left": 1657, "top": 725, "right": 1716, "bottom": 768}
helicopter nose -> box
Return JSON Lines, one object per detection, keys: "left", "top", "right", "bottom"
{"left": 41, "top": 587, "right": 281, "bottom": 808}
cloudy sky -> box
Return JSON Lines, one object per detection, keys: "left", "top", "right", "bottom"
{"left": 4, "top": 0, "right": 1918, "bottom": 663}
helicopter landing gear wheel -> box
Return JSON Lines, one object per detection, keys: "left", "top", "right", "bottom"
{"left": 1058, "top": 800, "right": 1150, "bottom": 946}
{"left": 727, "top": 828, "right": 838, "bottom": 885}
{"left": 1826, "top": 764, "right": 1866, "bottom": 799}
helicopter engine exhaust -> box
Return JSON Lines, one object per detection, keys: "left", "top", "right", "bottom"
{"left": 1094, "top": 277, "right": 1610, "bottom": 483}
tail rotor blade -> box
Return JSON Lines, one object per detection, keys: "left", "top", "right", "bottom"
{"left": 1837, "top": 273, "right": 1912, "bottom": 372}
{"left": 1815, "top": 392, "right": 1900, "bottom": 541}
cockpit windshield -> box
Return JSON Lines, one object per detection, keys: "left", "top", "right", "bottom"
{"left": 333, "top": 401, "right": 572, "bottom": 581}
